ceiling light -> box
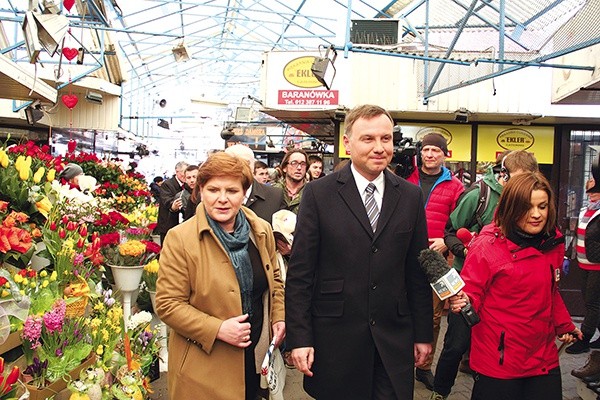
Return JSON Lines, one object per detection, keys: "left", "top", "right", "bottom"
{"left": 454, "top": 107, "right": 470, "bottom": 123}
{"left": 172, "top": 43, "right": 190, "bottom": 63}
{"left": 85, "top": 91, "right": 103, "bottom": 105}
{"left": 311, "top": 45, "right": 337, "bottom": 90}
{"left": 25, "top": 102, "right": 44, "bottom": 125}
{"left": 157, "top": 119, "right": 170, "bottom": 129}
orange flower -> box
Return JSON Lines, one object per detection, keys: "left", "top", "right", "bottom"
{"left": 31, "top": 228, "right": 42, "bottom": 238}
{"left": 0, "top": 201, "right": 7, "bottom": 212}
{"left": 1, "top": 214, "right": 15, "bottom": 228}
{"left": 0, "top": 227, "right": 33, "bottom": 254}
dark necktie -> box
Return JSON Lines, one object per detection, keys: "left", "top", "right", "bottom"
{"left": 365, "top": 183, "right": 379, "bottom": 232}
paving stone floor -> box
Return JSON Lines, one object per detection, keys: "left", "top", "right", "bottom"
{"left": 149, "top": 316, "right": 594, "bottom": 400}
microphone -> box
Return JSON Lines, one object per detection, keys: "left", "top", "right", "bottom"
{"left": 456, "top": 228, "right": 474, "bottom": 248}
{"left": 418, "top": 249, "right": 480, "bottom": 327}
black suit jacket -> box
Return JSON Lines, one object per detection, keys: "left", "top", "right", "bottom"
{"left": 156, "top": 176, "right": 183, "bottom": 235}
{"left": 285, "top": 164, "right": 432, "bottom": 399}
{"left": 244, "top": 180, "right": 284, "bottom": 224}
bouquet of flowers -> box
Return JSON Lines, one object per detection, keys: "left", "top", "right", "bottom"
{"left": 88, "top": 288, "right": 123, "bottom": 367}
{"left": 0, "top": 201, "right": 40, "bottom": 269}
{"left": 21, "top": 299, "right": 93, "bottom": 385}
{"left": 100, "top": 232, "right": 160, "bottom": 268}
{"left": 0, "top": 356, "right": 20, "bottom": 399}
{"left": 141, "top": 260, "right": 159, "bottom": 292}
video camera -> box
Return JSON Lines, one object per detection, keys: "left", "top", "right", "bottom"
{"left": 392, "top": 125, "right": 421, "bottom": 179}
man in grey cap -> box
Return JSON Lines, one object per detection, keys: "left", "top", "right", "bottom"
{"left": 59, "top": 163, "right": 84, "bottom": 186}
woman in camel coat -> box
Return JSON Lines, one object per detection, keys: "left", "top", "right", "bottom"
{"left": 155, "top": 152, "right": 285, "bottom": 400}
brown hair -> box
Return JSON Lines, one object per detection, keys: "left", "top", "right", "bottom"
{"left": 196, "top": 152, "right": 253, "bottom": 192}
{"left": 494, "top": 171, "right": 556, "bottom": 237}
{"left": 344, "top": 104, "right": 393, "bottom": 137}
{"left": 280, "top": 148, "right": 309, "bottom": 171}
{"left": 502, "top": 150, "right": 538, "bottom": 175}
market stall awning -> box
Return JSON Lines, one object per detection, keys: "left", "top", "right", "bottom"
{"left": 0, "top": 56, "right": 57, "bottom": 103}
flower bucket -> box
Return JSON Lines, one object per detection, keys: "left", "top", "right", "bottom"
{"left": 147, "top": 290, "right": 157, "bottom": 312}
{"left": 108, "top": 265, "right": 144, "bottom": 292}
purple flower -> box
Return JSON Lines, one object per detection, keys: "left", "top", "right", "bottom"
{"left": 73, "top": 253, "right": 84, "bottom": 266}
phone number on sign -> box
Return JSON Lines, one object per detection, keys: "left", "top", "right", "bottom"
{"left": 277, "top": 90, "right": 339, "bottom": 106}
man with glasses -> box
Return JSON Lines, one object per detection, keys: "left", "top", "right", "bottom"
{"left": 273, "top": 148, "right": 309, "bottom": 214}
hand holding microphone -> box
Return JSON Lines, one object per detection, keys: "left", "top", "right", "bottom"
{"left": 456, "top": 228, "right": 476, "bottom": 257}
{"left": 418, "top": 249, "right": 480, "bottom": 327}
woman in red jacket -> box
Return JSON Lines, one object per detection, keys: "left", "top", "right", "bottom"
{"left": 450, "top": 171, "right": 581, "bottom": 400}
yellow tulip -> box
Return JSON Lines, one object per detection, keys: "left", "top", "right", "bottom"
{"left": 24, "top": 156, "right": 32, "bottom": 170}
{"left": 46, "top": 168, "right": 56, "bottom": 181}
{"left": 33, "top": 166, "right": 45, "bottom": 183}
{"left": 0, "top": 150, "right": 8, "bottom": 168}
{"left": 19, "top": 166, "right": 30, "bottom": 181}
{"left": 14, "top": 155, "right": 24, "bottom": 171}
{"left": 35, "top": 197, "right": 52, "bottom": 217}
{"left": 1, "top": 290, "right": 8, "bottom": 297}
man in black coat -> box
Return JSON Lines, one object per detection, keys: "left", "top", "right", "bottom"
{"left": 225, "top": 145, "right": 284, "bottom": 223}
{"left": 155, "top": 161, "right": 188, "bottom": 244}
{"left": 285, "top": 105, "right": 432, "bottom": 399}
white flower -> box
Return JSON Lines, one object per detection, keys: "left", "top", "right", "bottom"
{"left": 78, "top": 174, "right": 99, "bottom": 193}
{"left": 126, "top": 310, "right": 152, "bottom": 330}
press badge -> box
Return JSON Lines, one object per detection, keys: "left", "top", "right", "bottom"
{"left": 555, "top": 267, "right": 561, "bottom": 282}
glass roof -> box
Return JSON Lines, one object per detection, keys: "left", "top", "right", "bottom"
{"left": 0, "top": 0, "right": 597, "bottom": 109}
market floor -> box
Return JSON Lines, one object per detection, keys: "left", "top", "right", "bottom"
{"left": 149, "top": 316, "right": 591, "bottom": 400}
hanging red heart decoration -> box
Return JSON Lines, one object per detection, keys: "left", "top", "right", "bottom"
{"left": 63, "top": 0, "right": 75, "bottom": 11}
{"left": 62, "top": 47, "right": 78, "bottom": 61}
{"left": 67, "top": 140, "right": 77, "bottom": 153}
{"left": 61, "top": 94, "right": 78, "bottom": 109}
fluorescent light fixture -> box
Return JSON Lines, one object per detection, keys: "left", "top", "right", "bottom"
{"left": 454, "top": 108, "right": 470, "bottom": 123}
{"left": 85, "top": 91, "right": 103, "bottom": 104}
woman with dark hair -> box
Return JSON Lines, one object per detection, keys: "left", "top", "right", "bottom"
{"left": 155, "top": 152, "right": 285, "bottom": 400}
{"left": 449, "top": 171, "right": 581, "bottom": 400}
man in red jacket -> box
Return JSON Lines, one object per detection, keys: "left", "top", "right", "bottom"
{"left": 406, "top": 133, "right": 464, "bottom": 389}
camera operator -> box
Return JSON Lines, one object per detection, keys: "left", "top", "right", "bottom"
{"left": 406, "top": 133, "right": 464, "bottom": 390}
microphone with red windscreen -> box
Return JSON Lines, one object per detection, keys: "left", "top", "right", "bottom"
{"left": 456, "top": 228, "right": 475, "bottom": 249}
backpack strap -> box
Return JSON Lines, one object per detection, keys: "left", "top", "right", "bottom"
{"left": 473, "top": 181, "right": 491, "bottom": 229}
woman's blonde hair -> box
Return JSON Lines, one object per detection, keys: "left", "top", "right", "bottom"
{"left": 197, "top": 152, "right": 253, "bottom": 191}
{"left": 494, "top": 171, "right": 556, "bottom": 237}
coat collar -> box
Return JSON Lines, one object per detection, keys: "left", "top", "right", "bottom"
{"left": 195, "top": 202, "right": 269, "bottom": 241}
{"left": 337, "top": 164, "right": 401, "bottom": 240}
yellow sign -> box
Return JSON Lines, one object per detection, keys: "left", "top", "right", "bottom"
{"left": 477, "top": 126, "right": 553, "bottom": 163}
{"left": 284, "top": 56, "right": 321, "bottom": 88}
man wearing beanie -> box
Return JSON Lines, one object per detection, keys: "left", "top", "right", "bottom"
{"left": 406, "top": 133, "right": 464, "bottom": 390}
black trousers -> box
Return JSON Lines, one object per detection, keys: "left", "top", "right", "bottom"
{"left": 433, "top": 310, "right": 471, "bottom": 396}
{"left": 471, "top": 366, "right": 562, "bottom": 400}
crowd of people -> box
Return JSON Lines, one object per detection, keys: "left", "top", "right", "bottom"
{"left": 147, "top": 104, "right": 592, "bottom": 400}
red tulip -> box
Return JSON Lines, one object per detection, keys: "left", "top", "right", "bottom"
{"left": 59, "top": 229, "right": 66, "bottom": 239}
{"left": 66, "top": 221, "right": 76, "bottom": 231}
{"left": 79, "top": 225, "right": 88, "bottom": 237}
{"left": 49, "top": 221, "right": 57, "bottom": 231}
{"left": 77, "top": 238, "right": 85, "bottom": 248}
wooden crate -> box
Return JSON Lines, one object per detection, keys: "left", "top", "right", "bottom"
{"left": 0, "top": 330, "right": 22, "bottom": 355}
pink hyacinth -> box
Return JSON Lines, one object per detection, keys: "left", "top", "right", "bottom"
{"left": 22, "top": 316, "right": 43, "bottom": 349}
{"left": 43, "top": 299, "right": 66, "bottom": 333}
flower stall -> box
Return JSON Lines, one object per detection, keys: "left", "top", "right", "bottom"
{"left": 0, "top": 139, "right": 162, "bottom": 399}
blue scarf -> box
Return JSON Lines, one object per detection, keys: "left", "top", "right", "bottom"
{"left": 207, "top": 210, "right": 254, "bottom": 317}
